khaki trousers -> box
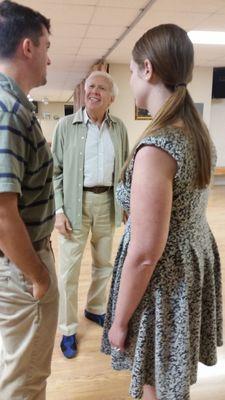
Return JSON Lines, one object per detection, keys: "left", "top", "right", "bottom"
{"left": 0, "top": 248, "right": 59, "bottom": 400}
{"left": 59, "top": 190, "right": 115, "bottom": 335}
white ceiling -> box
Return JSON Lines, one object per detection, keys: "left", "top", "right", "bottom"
{"left": 17, "top": 0, "right": 225, "bottom": 102}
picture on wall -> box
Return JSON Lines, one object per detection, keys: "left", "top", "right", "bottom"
{"left": 135, "top": 105, "right": 152, "bottom": 120}
{"left": 135, "top": 103, "right": 204, "bottom": 120}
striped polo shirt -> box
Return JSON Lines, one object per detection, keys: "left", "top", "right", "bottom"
{"left": 0, "top": 73, "right": 55, "bottom": 242}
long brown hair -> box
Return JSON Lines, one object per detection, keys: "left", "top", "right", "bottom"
{"left": 122, "top": 24, "right": 212, "bottom": 189}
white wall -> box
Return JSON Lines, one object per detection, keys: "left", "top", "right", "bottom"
{"left": 109, "top": 64, "right": 213, "bottom": 149}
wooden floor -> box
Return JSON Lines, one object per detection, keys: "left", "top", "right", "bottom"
{"left": 47, "top": 186, "right": 225, "bottom": 400}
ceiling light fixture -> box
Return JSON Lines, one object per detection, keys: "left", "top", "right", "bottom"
{"left": 188, "top": 31, "right": 225, "bottom": 45}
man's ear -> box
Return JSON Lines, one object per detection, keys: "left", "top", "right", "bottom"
{"left": 107, "top": 95, "right": 115, "bottom": 108}
{"left": 21, "top": 38, "right": 33, "bottom": 60}
{"left": 143, "top": 58, "right": 153, "bottom": 81}
{"left": 110, "top": 95, "right": 115, "bottom": 105}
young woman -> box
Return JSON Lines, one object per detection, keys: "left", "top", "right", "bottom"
{"left": 101, "top": 24, "right": 223, "bottom": 400}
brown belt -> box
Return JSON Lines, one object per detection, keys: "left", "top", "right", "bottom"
{"left": 83, "top": 186, "right": 113, "bottom": 194}
{"left": 0, "top": 235, "right": 51, "bottom": 258}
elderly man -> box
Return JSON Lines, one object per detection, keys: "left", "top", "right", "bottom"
{"left": 0, "top": 1, "right": 58, "bottom": 399}
{"left": 52, "top": 71, "right": 129, "bottom": 358}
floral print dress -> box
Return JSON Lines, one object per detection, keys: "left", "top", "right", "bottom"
{"left": 101, "top": 127, "right": 223, "bottom": 400}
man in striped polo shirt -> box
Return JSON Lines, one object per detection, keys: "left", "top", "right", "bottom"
{"left": 0, "top": 1, "right": 58, "bottom": 399}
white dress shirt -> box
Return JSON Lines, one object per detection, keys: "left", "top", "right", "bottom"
{"left": 83, "top": 108, "right": 115, "bottom": 187}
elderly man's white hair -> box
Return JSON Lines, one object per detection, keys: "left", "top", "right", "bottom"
{"left": 84, "top": 71, "right": 119, "bottom": 98}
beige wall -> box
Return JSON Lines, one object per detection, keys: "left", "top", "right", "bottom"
{"left": 188, "top": 66, "right": 213, "bottom": 128}
{"left": 109, "top": 64, "right": 150, "bottom": 149}
{"left": 38, "top": 65, "right": 224, "bottom": 173}
{"left": 210, "top": 99, "right": 225, "bottom": 168}
{"left": 36, "top": 102, "right": 72, "bottom": 143}
{"left": 109, "top": 64, "right": 213, "bottom": 150}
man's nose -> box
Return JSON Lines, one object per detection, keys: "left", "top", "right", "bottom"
{"left": 91, "top": 86, "right": 100, "bottom": 94}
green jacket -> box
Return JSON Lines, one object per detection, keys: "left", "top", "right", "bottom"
{"left": 52, "top": 107, "right": 129, "bottom": 229}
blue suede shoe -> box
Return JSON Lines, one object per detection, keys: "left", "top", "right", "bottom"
{"left": 84, "top": 309, "right": 105, "bottom": 327}
{"left": 60, "top": 334, "right": 77, "bottom": 359}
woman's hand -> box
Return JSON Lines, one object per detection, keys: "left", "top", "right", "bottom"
{"left": 108, "top": 322, "right": 128, "bottom": 352}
